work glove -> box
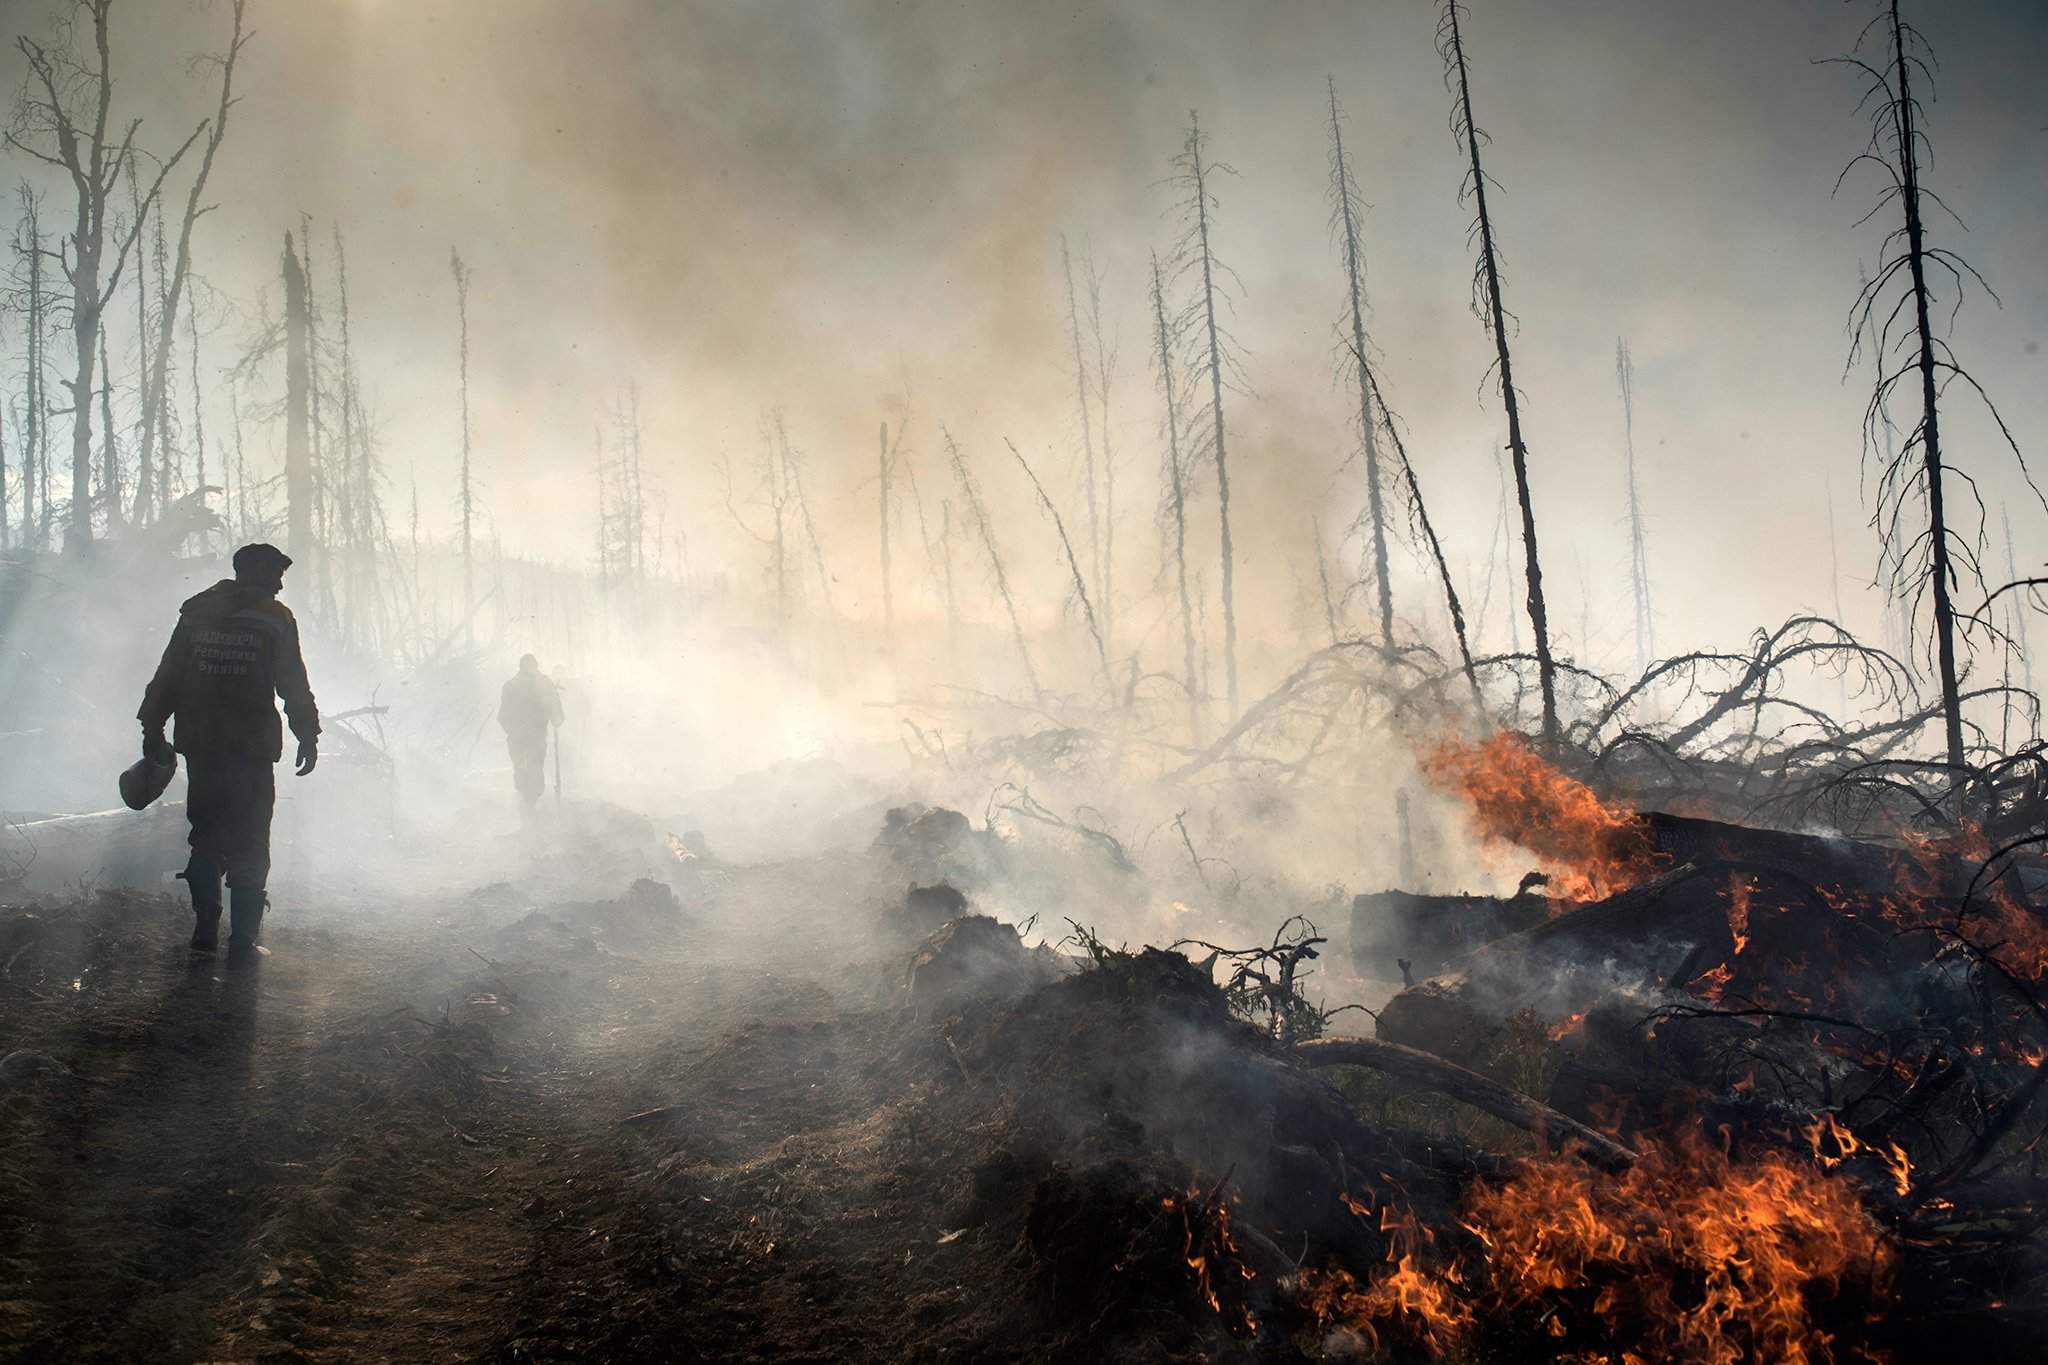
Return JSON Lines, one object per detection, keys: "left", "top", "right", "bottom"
{"left": 142, "top": 726, "right": 174, "bottom": 765}
{"left": 295, "top": 739, "right": 318, "bottom": 776}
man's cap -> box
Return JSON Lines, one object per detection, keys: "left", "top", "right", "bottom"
{"left": 232, "top": 543, "right": 293, "bottom": 579}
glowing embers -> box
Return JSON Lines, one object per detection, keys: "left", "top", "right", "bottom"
{"left": 1300, "top": 1133, "right": 1894, "bottom": 1363}
{"left": 1422, "top": 731, "right": 1665, "bottom": 902}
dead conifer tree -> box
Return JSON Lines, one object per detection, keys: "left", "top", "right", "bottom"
{"left": 9, "top": 0, "right": 202, "bottom": 549}
{"left": 1834, "top": 0, "right": 2039, "bottom": 773}
{"left": 1616, "top": 338, "right": 1653, "bottom": 676}
{"left": 1149, "top": 251, "right": 1200, "bottom": 741}
{"left": 1327, "top": 78, "right": 1393, "bottom": 651}
{"left": 15, "top": 185, "right": 45, "bottom": 546}
{"left": 450, "top": 247, "right": 475, "bottom": 645}
{"left": 775, "top": 413, "right": 834, "bottom": 618}
{"left": 944, "top": 428, "right": 1040, "bottom": 706}
{"left": 1438, "top": 0, "right": 1557, "bottom": 742}
{"left": 129, "top": 0, "right": 243, "bottom": 529}
{"left": 281, "top": 232, "right": 311, "bottom": 556}
{"left": 97, "top": 328, "right": 116, "bottom": 522}
{"left": 1170, "top": 110, "right": 1246, "bottom": 718}
{"left": 878, "top": 419, "right": 895, "bottom": 665}
{"left": 1059, "top": 233, "right": 1100, "bottom": 610}
{"left": 1083, "top": 244, "right": 1119, "bottom": 654}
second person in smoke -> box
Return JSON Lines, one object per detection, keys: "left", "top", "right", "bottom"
{"left": 138, "top": 542, "right": 321, "bottom": 961}
{"left": 498, "top": 654, "right": 563, "bottom": 810}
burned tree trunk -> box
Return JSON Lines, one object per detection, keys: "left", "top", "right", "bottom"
{"left": 10, "top": 1, "right": 201, "bottom": 550}
{"left": 1059, "top": 233, "right": 1100, "bottom": 614}
{"left": 1839, "top": 0, "right": 2036, "bottom": 777}
{"left": 944, "top": 428, "right": 1041, "bottom": 707}
{"left": 282, "top": 232, "right": 312, "bottom": 559}
{"left": 1366, "top": 368, "right": 1482, "bottom": 709}
{"left": 18, "top": 188, "right": 44, "bottom": 547}
{"left": 1617, "top": 338, "right": 1652, "bottom": 676}
{"left": 878, "top": 419, "right": 895, "bottom": 669}
{"left": 1150, "top": 252, "right": 1201, "bottom": 743}
{"left": 1889, "top": 2, "right": 1961, "bottom": 770}
{"left": 451, "top": 247, "right": 474, "bottom": 645}
{"left": 1173, "top": 111, "right": 1241, "bottom": 719}
{"left": 141, "top": 0, "right": 245, "bottom": 521}
{"left": 1005, "top": 437, "right": 1111, "bottom": 694}
{"left": 1327, "top": 79, "right": 1393, "bottom": 653}
{"left": 1438, "top": 0, "right": 1557, "bottom": 743}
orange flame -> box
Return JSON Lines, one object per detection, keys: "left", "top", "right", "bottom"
{"left": 1421, "top": 732, "right": 1662, "bottom": 902}
{"left": 1302, "top": 1132, "right": 1894, "bottom": 1363}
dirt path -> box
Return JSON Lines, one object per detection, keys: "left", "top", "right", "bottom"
{"left": 0, "top": 853, "right": 934, "bottom": 1364}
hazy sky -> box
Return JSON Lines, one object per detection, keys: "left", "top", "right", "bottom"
{"left": 11, "top": 0, "right": 2047, "bottom": 673}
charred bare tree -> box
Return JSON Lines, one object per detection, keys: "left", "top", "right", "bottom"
{"left": 1170, "top": 111, "right": 1245, "bottom": 719}
{"left": 450, "top": 246, "right": 474, "bottom": 645}
{"left": 944, "top": 427, "right": 1041, "bottom": 707}
{"left": 1005, "top": 437, "right": 1111, "bottom": 694}
{"left": 1366, "top": 365, "right": 1483, "bottom": 710}
{"left": 96, "top": 327, "right": 115, "bottom": 522}
{"left": 124, "top": 0, "right": 245, "bottom": 530}
{"left": 1327, "top": 78, "right": 1393, "bottom": 652}
{"left": 1149, "top": 250, "right": 1201, "bottom": 743}
{"left": 9, "top": 0, "right": 202, "bottom": 550}
{"left": 775, "top": 413, "right": 833, "bottom": 618}
{"left": 281, "top": 231, "right": 310, "bottom": 557}
{"left": 1835, "top": 0, "right": 2036, "bottom": 774}
{"left": 1616, "top": 338, "right": 1653, "bottom": 676}
{"left": 1438, "top": 0, "right": 1557, "bottom": 742}
{"left": 1082, "top": 243, "right": 1119, "bottom": 655}
{"left": 1059, "top": 233, "right": 1099, "bottom": 614}
{"left": 878, "top": 418, "right": 895, "bottom": 669}
{"left": 14, "top": 184, "right": 44, "bottom": 547}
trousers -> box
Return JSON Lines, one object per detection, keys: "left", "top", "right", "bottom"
{"left": 184, "top": 748, "right": 277, "bottom": 890}
{"left": 508, "top": 729, "right": 548, "bottom": 806}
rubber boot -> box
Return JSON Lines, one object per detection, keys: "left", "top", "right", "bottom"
{"left": 226, "top": 886, "right": 267, "bottom": 965}
{"left": 180, "top": 856, "right": 223, "bottom": 954}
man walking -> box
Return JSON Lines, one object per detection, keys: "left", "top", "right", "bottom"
{"left": 498, "top": 654, "right": 563, "bottom": 811}
{"left": 138, "top": 543, "right": 320, "bottom": 961}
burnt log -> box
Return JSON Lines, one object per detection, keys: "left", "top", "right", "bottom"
{"left": 1296, "top": 1035, "right": 1638, "bottom": 1171}
{"left": 1376, "top": 863, "right": 1726, "bottom": 1059}
{"left": 1350, "top": 888, "right": 1554, "bottom": 980}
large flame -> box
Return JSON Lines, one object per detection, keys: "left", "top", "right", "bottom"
{"left": 1302, "top": 1132, "right": 1894, "bottom": 1362}
{"left": 1421, "top": 732, "right": 1662, "bottom": 901}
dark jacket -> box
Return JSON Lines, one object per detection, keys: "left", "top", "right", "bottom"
{"left": 498, "top": 670, "right": 564, "bottom": 739}
{"left": 138, "top": 581, "right": 321, "bottom": 761}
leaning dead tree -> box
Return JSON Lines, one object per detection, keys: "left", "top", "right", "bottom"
{"left": 9, "top": 0, "right": 202, "bottom": 550}
{"left": 1366, "top": 366, "right": 1482, "bottom": 709}
{"left": 944, "top": 427, "right": 1041, "bottom": 707}
{"left": 1170, "top": 110, "right": 1246, "bottom": 720}
{"left": 1327, "top": 78, "right": 1393, "bottom": 652}
{"left": 132, "top": 0, "right": 245, "bottom": 528}
{"left": 1834, "top": 0, "right": 2037, "bottom": 775}
{"left": 1005, "top": 437, "right": 1111, "bottom": 695}
{"left": 1438, "top": 0, "right": 1558, "bottom": 743}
